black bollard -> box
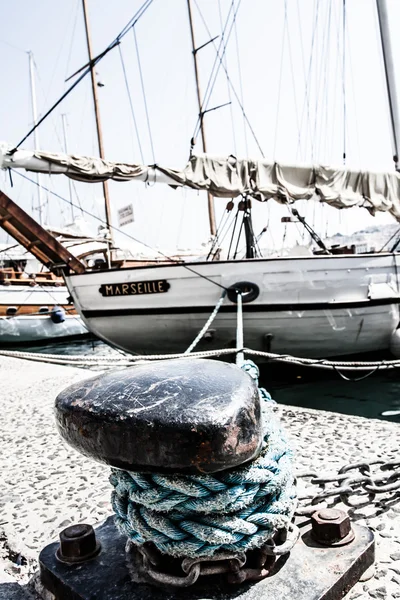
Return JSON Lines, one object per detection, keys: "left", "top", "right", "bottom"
{"left": 38, "top": 358, "right": 375, "bottom": 599}
{"left": 55, "top": 359, "right": 263, "bottom": 474}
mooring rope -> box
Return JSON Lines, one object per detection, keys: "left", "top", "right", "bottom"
{"left": 184, "top": 290, "right": 227, "bottom": 354}
{"left": 110, "top": 360, "right": 297, "bottom": 559}
{"left": 3, "top": 345, "right": 400, "bottom": 373}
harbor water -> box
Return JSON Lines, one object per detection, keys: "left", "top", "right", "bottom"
{"left": 6, "top": 338, "right": 400, "bottom": 423}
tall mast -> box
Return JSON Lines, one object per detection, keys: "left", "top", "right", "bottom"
{"left": 61, "top": 114, "right": 75, "bottom": 221}
{"left": 187, "top": 0, "right": 217, "bottom": 237}
{"left": 28, "top": 51, "right": 44, "bottom": 225}
{"left": 376, "top": 0, "right": 400, "bottom": 170}
{"left": 82, "top": 0, "right": 113, "bottom": 241}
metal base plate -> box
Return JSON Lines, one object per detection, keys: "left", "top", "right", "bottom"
{"left": 38, "top": 516, "right": 374, "bottom": 600}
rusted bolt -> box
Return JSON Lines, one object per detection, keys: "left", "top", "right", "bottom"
{"left": 311, "top": 508, "right": 354, "bottom": 546}
{"left": 56, "top": 523, "right": 101, "bottom": 564}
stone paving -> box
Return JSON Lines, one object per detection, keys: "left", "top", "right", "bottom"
{"left": 0, "top": 355, "right": 398, "bottom": 599}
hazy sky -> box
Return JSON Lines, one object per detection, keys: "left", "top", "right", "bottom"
{"left": 1, "top": 0, "right": 400, "bottom": 253}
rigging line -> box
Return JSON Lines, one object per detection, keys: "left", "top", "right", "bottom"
{"left": 227, "top": 207, "right": 240, "bottom": 260}
{"left": 70, "top": 181, "right": 84, "bottom": 217}
{"left": 294, "top": 0, "right": 307, "bottom": 161}
{"left": 206, "top": 207, "right": 231, "bottom": 260}
{"left": 285, "top": 3, "right": 301, "bottom": 154}
{"left": 379, "top": 226, "right": 400, "bottom": 252}
{"left": 217, "top": 0, "right": 237, "bottom": 154}
{"left": 192, "top": 0, "right": 238, "bottom": 140}
{"left": 0, "top": 243, "right": 21, "bottom": 255}
{"left": 346, "top": 2, "right": 361, "bottom": 164}
{"left": 328, "top": 0, "right": 342, "bottom": 163}
{"left": 342, "top": 0, "right": 346, "bottom": 164}
{"left": 13, "top": 170, "right": 230, "bottom": 293}
{"left": 213, "top": 210, "right": 237, "bottom": 253}
{"left": 132, "top": 27, "right": 156, "bottom": 164}
{"left": 319, "top": 0, "right": 333, "bottom": 162}
{"left": 233, "top": 212, "right": 245, "bottom": 259}
{"left": 210, "top": 206, "right": 237, "bottom": 256}
{"left": 31, "top": 55, "right": 65, "bottom": 153}
{"left": 12, "top": 0, "right": 154, "bottom": 151}
{"left": 232, "top": 0, "right": 247, "bottom": 155}
{"left": 43, "top": 2, "right": 79, "bottom": 107}
{"left": 118, "top": 44, "right": 145, "bottom": 164}
{"left": 193, "top": 0, "right": 264, "bottom": 157}
{"left": 273, "top": 2, "right": 288, "bottom": 158}
{"left": 313, "top": 0, "right": 331, "bottom": 161}
{"left": 296, "top": 0, "right": 321, "bottom": 161}
{"left": 64, "top": 0, "right": 81, "bottom": 82}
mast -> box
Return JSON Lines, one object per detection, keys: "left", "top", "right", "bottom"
{"left": 376, "top": 0, "right": 400, "bottom": 170}
{"left": 28, "top": 51, "right": 44, "bottom": 225}
{"left": 61, "top": 114, "right": 74, "bottom": 221}
{"left": 187, "top": 0, "right": 217, "bottom": 237}
{"left": 82, "top": 0, "right": 113, "bottom": 242}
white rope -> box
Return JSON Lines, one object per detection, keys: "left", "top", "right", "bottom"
{"left": 2, "top": 345, "right": 400, "bottom": 371}
{"left": 184, "top": 290, "right": 227, "bottom": 354}
{"left": 235, "top": 291, "right": 244, "bottom": 366}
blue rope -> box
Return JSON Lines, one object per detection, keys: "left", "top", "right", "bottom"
{"left": 110, "top": 361, "right": 296, "bottom": 559}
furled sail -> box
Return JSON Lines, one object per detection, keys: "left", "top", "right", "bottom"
{"left": 1, "top": 142, "right": 400, "bottom": 220}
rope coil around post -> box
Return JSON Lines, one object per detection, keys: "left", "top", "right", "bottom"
{"left": 110, "top": 411, "right": 297, "bottom": 559}
{"left": 110, "top": 291, "right": 298, "bottom": 562}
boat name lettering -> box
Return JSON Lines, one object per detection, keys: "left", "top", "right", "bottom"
{"left": 99, "top": 280, "right": 170, "bottom": 297}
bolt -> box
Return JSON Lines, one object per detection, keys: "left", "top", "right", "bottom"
{"left": 57, "top": 523, "right": 101, "bottom": 564}
{"left": 311, "top": 508, "right": 354, "bottom": 546}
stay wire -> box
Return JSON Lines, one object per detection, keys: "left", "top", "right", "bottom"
{"left": 12, "top": 170, "right": 229, "bottom": 294}
{"left": 318, "top": 0, "right": 333, "bottom": 162}
{"left": 380, "top": 227, "right": 400, "bottom": 252}
{"left": 213, "top": 211, "right": 236, "bottom": 255}
{"left": 132, "top": 27, "right": 156, "bottom": 164}
{"left": 206, "top": 207, "right": 230, "bottom": 260}
{"left": 193, "top": 0, "right": 264, "bottom": 157}
{"left": 233, "top": 213, "right": 245, "bottom": 259}
{"left": 227, "top": 207, "right": 240, "bottom": 260}
{"left": 192, "top": 0, "right": 237, "bottom": 140}
{"left": 342, "top": 0, "right": 347, "bottom": 164}
{"left": 232, "top": 0, "right": 247, "bottom": 155}
{"left": 328, "top": 0, "right": 342, "bottom": 163}
{"left": 213, "top": 205, "right": 239, "bottom": 258}
{"left": 296, "top": 0, "right": 321, "bottom": 161}
{"left": 273, "top": 2, "right": 287, "bottom": 158}
{"left": 217, "top": 0, "right": 237, "bottom": 154}
{"left": 118, "top": 44, "right": 145, "bottom": 163}
{"left": 12, "top": 0, "right": 154, "bottom": 151}
{"left": 313, "top": 2, "right": 332, "bottom": 161}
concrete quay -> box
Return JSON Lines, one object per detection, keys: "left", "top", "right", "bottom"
{"left": 0, "top": 354, "right": 398, "bottom": 599}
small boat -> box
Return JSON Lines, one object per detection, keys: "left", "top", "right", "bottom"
{"left": 0, "top": 267, "right": 87, "bottom": 344}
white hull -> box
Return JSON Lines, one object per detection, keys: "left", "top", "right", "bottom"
{"left": 0, "top": 285, "right": 88, "bottom": 344}
{"left": 65, "top": 253, "right": 400, "bottom": 358}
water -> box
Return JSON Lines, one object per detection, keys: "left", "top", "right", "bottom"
{"left": 5, "top": 339, "right": 400, "bottom": 424}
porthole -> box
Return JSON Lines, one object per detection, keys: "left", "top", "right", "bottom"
{"left": 6, "top": 306, "right": 18, "bottom": 316}
{"left": 39, "top": 306, "right": 49, "bottom": 314}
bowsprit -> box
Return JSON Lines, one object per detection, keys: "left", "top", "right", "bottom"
{"left": 37, "top": 359, "right": 374, "bottom": 599}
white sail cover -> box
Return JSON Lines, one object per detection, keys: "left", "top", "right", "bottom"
{"left": 1, "top": 143, "right": 400, "bottom": 220}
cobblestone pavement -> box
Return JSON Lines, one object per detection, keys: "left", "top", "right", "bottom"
{"left": 0, "top": 355, "right": 398, "bottom": 599}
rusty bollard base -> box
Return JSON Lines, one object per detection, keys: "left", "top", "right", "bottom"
{"left": 38, "top": 516, "right": 374, "bottom": 600}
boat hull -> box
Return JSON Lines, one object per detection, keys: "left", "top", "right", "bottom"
{"left": 0, "top": 284, "right": 88, "bottom": 344}
{"left": 65, "top": 253, "right": 400, "bottom": 358}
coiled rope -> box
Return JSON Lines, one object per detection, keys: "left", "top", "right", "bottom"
{"left": 110, "top": 360, "right": 297, "bottom": 559}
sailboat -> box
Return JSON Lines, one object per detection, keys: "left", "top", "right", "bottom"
{"left": 1, "top": 0, "right": 400, "bottom": 358}
{"left": 0, "top": 51, "right": 90, "bottom": 345}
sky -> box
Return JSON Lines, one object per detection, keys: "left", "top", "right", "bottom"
{"left": 1, "top": 0, "right": 400, "bottom": 254}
